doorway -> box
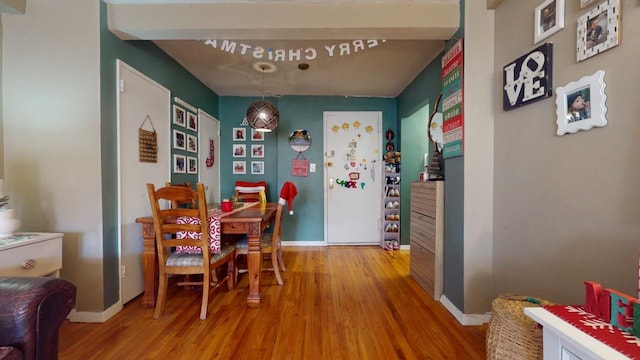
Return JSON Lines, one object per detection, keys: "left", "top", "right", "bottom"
{"left": 324, "top": 111, "right": 383, "bottom": 245}
{"left": 117, "top": 60, "right": 171, "bottom": 304}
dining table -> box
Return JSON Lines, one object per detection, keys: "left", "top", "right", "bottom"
{"left": 135, "top": 201, "right": 278, "bottom": 308}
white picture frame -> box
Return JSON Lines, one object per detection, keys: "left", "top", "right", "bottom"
{"left": 187, "top": 156, "right": 198, "bottom": 174}
{"left": 173, "top": 154, "right": 186, "bottom": 173}
{"left": 576, "top": 0, "right": 621, "bottom": 62}
{"left": 534, "top": 0, "right": 565, "bottom": 44}
{"left": 251, "top": 161, "right": 264, "bottom": 175}
{"left": 186, "top": 112, "right": 198, "bottom": 131}
{"left": 580, "top": 0, "right": 598, "bottom": 8}
{"left": 186, "top": 134, "right": 197, "bottom": 153}
{"left": 233, "top": 127, "right": 246, "bottom": 141}
{"left": 251, "top": 144, "right": 264, "bottom": 158}
{"left": 232, "top": 144, "right": 246, "bottom": 157}
{"left": 173, "top": 105, "right": 185, "bottom": 127}
{"left": 555, "top": 70, "right": 607, "bottom": 136}
{"left": 173, "top": 129, "right": 186, "bottom": 150}
{"left": 233, "top": 161, "right": 246, "bottom": 175}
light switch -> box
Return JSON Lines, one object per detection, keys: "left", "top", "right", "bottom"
{"left": 310, "top": 163, "right": 316, "bottom": 172}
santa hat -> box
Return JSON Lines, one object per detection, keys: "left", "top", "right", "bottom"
{"left": 279, "top": 181, "right": 298, "bottom": 215}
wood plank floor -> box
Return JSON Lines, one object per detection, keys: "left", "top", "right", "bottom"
{"left": 59, "top": 246, "right": 487, "bottom": 359}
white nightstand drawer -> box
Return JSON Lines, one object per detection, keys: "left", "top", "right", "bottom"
{"left": 0, "top": 233, "right": 63, "bottom": 277}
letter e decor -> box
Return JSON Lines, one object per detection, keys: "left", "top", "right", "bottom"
{"left": 503, "top": 42, "right": 553, "bottom": 111}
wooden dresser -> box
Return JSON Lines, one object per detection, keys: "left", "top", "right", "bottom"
{"left": 410, "top": 181, "right": 444, "bottom": 299}
{"left": 0, "top": 232, "right": 63, "bottom": 277}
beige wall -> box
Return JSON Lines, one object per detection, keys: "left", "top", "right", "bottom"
{"left": 2, "top": 0, "right": 103, "bottom": 311}
{"left": 493, "top": 1, "right": 640, "bottom": 304}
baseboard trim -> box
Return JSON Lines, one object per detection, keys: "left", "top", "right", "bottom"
{"left": 282, "top": 242, "right": 410, "bottom": 249}
{"left": 67, "top": 301, "right": 123, "bottom": 323}
{"left": 439, "top": 295, "right": 491, "bottom": 326}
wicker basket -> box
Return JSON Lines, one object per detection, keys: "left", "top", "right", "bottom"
{"left": 486, "top": 293, "right": 554, "bottom": 360}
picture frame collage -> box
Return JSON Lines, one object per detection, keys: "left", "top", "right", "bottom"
{"left": 503, "top": 0, "right": 618, "bottom": 136}
{"left": 233, "top": 127, "right": 265, "bottom": 175}
{"left": 172, "top": 103, "right": 199, "bottom": 174}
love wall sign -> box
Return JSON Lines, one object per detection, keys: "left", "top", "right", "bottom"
{"left": 503, "top": 42, "right": 553, "bottom": 111}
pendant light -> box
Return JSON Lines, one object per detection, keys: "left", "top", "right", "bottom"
{"left": 246, "top": 65, "right": 279, "bottom": 132}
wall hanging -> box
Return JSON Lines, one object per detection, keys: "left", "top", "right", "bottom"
{"left": 577, "top": 0, "right": 621, "bottom": 62}
{"left": 138, "top": 115, "right": 158, "bottom": 163}
{"left": 503, "top": 42, "right": 553, "bottom": 111}
{"left": 555, "top": 70, "right": 607, "bottom": 136}
{"left": 534, "top": 0, "right": 565, "bottom": 44}
{"left": 289, "top": 129, "right": 311, "bottom": 177}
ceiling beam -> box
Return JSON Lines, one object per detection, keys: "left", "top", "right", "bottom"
{"left": 105, "top": 1, "right": 460, "bottom": 41}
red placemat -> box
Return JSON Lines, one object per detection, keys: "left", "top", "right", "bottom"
{"left": 544, "top": 305, "right": 640, "bottom": 359}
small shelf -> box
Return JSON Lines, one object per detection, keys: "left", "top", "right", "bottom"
{"left": 382, "top": 162, "right": 401, "bottom": 250}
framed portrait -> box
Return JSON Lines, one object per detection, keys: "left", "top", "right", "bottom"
{"left": 173, "top": 105, "right": 185, "bottom": 127}
{"left": 187, "top": 134, "right": 197, "bottom": 153}
{"left": 555, "top": 70, "right": 607, "bottom": 136}
{"left": 233, "top": 161, "right": 246, "bottom": 175}
{"left": 251, "top": 144, "right": 264, "bottom": 158}
{"left": 187, "top": 112, "right": 198, "bottom": 131}
{"left": 251, "top": 161, "right": 265, "bottom": 175}
{"left": 187, "top": 156, "right": 198, "bottom": 174}
{"left": 233, "top": 127, "right": 246, "bottom": 141}
{"left": 232, "top": 144, "right": 246, "bottom": 157}
{"left": 580, "top": 0, "right": 598, "bottom": 8}
{"left": 173, "top": 154, "right": 186, "bottom": 174}
{"left": 173, "top": 129, "right": 186, "bottom": 150}
{"left": 251, "top": 129, "right": 264, "bottom": 141}
{"left": 577, "top": 0, "right": 621, "bottom": 62}
{"left": 534, "top": 0, "right": 565, "bottom": 44}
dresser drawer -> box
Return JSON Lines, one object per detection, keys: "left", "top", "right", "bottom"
{"left": 411, "top": 182, "right": 437, "bottom": 216}
{"left": 0, "top": 235, "right": 62, "bottom": 277}
{"left": 410, "top": 211, "right": 435, "bottom": 251}
{"left": 410, "top": 241, "right": 435, "bottom": 297}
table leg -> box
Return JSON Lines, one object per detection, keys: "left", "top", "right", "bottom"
{"left": 140, "top": 223, "right": 158, "bottom": 308}
{"left": 246, "top": 223, "right": 262, "bottom": 308}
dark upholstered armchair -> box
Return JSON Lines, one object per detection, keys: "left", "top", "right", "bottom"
{"left": 0, "top": 277, "right": 76, "bottom": 360}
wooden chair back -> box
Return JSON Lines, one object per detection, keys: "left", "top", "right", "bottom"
{"left": 146, "top": 182, "right": 234, "bottom": 319}
{"left": 234, "top": 181, "right": 267, "bottom": 203}
{"left": 165, "top": 182, "right": 194, "bottom": 208}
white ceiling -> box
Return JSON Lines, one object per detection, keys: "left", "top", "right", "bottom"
{"left": 104, "top": 0, "right": 460, "bottom": 98}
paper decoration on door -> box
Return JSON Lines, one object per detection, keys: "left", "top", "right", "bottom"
{"left": 205, "top": 138, "right": 215, "bottom": 168}
{"left": 138, "top": 115, "right": 158, "bottom": 163}
{"left": 291, "top": 153, "right": 309, "bottom": 177}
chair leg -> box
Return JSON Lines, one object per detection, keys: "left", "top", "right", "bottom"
{"left": 227, "top": 256, "right": 235, "bottom": 290}
{"left": 200, "top": 270, "right": 210, "bottom": 320}
{"left": 154, "top": 272, "right": 168, "bottom": 319}
{"left": 271, "top": 252, "right": 283, "bottom": 285}
{"left": 277, "top": 247, "right": 286, "bottom": 272}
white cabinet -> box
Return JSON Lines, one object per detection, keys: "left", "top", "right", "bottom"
{"left": 524, "top": 307, "right": 631, "bottom": 360}
{"left": 0, "top": 232, "right": 63, "bottom": 277}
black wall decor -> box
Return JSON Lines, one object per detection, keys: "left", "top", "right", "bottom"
{"left": 503, "top": 42, "right": 553, "bottom": 111}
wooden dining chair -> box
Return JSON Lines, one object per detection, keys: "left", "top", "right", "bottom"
{"left": 165, "top": 182, "right": 194, "bottom": 208}
{"left": 146, "top": 183, "right": 235, "bottom": 320}
{"left": 234, "top": 181, "right": 267, "bottom": 203}
{"left": 235, "top": 181, "right": 296, "bottom": 285}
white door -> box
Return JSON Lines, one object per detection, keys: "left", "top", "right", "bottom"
{"left": 117, "top": 60, "right": 171, "bottom": 304}
{"left": 324, "top": 111, "right": 383, "bottom": 245}
{"left": 198, "top": 109, "right": 221, "bottom": 203}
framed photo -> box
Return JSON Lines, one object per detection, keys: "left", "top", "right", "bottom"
{"left": 233, "top": 161, "right": 246, "bottom": 175}
{"left": 173, "top": 105, "right": 185, "bottom": 127}
{"left": 251, "top": 161, "right": 264, "bottom": 175}
{"left": 534, "top": 0, "right": 565, "bottom": 44}
{"left": 186, "top": 112, "right": 198, "bottom": 131}
{"left": 233, "top": 127, "right": 246, "bottom": 141}
{"left": 187, "top": 134, "right": 197, "bottom": 153}
{"left": 173, "top": 154, "right": 186, "bottom": 174}
{"left": 555, "top": 70, "right": 607, "bottom": 136}
{"left": 232, "top": 144, "right": 246, "bottom": 157}
{"left": 580, "top": 0, "right": 598, "bottom": 8}
{"left": 577, "top": 0, "right": 621, "bottom": 62}
{"left": 187, "top": 156, "right": 198, "bottom": 174}
{"left": 173, "top": 129, "right": 186, "bottom": 150}
{"left": 251, "top": 144, "right": 264, "bottom": 158}
{"left": 251, "top": 129, "right": 264, "bottom": 141}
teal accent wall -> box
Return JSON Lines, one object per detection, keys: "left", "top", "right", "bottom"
{"left": 100, "top": 2, "right": 219, "bottom": 307}
{"left": 220, "top": 96, "right": 396, "bottom": 243}
{"left": 397, "top": 0, "right": 465, "bottom": 312}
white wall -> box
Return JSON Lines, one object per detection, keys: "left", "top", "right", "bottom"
{"left": 2, "top": 0, "right": 103, "bottom": 311}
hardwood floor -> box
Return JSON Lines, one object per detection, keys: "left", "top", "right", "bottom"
{"left": 59, "top": 246, "right": 487, "bottom": 359}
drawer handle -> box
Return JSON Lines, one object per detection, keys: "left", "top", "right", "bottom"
{"left": 22, "top": 258, "right": 36, "bottom": 270}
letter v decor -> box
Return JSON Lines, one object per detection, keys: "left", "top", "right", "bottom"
{"left": 503, "top": 42, "right": 553, "bottom": 111}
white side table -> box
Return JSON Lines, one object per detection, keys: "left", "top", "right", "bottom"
{"left": 0, "top": 232, "right": 63, "bottom": 277}
{"left": 525, "top": 307, "right": 631, "bottom": 360}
